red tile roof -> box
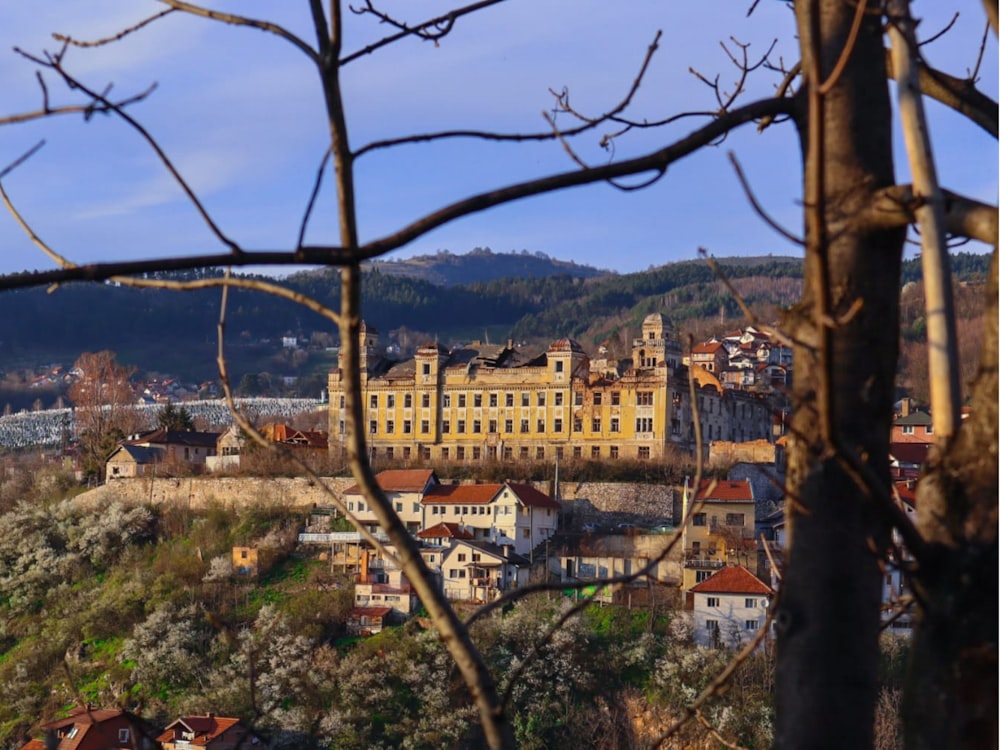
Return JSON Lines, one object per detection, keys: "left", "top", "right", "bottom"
{"left": 344, "top": 469, "right": 436, "bottom": 495}
{"left": 690, "top": 565, "right": 773, "bottom": 595}
{"left": 157, "top": 715, "right": 243, "bottom": 746}
{"left": 506, "top": 482, "right": 561, "bottom": 509}
{"left": 417, "top": 522, "right": 475, "bottom": 539}
{"left": 692, "top": 341, "right": 725, "bottom": 354}
{"left": 424, "top": 483, "right": 501, "bottom": 504}
{"left": 694, "top": 479, "right": 753, "bottom": 502}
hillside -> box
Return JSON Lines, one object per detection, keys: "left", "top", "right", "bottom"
{"left": 0, "top": 250, "right": 990, "bottom": 393}
{"left": 360, "top": 246, "right": 611, "bottom": 286}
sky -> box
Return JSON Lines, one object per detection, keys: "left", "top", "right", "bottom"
{"left": 0, "top": 1, "right": 995, "bottom": 278}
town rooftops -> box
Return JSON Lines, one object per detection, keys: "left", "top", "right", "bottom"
{"left": 506, "top": 481, "right": 561, "bottom": 509}
{"left": 157, "top": 714, "right": 244, "bottom": 746}
{"left": 126, "top": 429, "right": 219, "bottom": 448}
{"left": 348, "top": 606, "right": 392, "bottom": 618}
{"left": 425, "top": 483, "right": 500, "bottom": 504}
{"left": 894, "top": 410, "right": 933, "bottom": 426}
{"left": 690, "top": 565, "right": 773, "bottom": 595}
{"left": 691, "top": 341, "right": 726, "bottom": 354}
{"left": 417, "top": 522, "right": 475, "bottom": 540}
{"left": 344, "top": 468, "right": 437, "bottom": 495}
{"left": 694, "top": 478, "right": 754, "bottom": 503}
{"left": 108, "top": 445, "right": 162, "bottom": 464}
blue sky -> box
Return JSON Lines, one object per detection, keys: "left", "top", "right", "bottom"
{"left": 0, "top": 1, "right": 995, "bottom": 277}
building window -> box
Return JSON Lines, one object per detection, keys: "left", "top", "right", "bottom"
{"left": 403, "top": 447, "right": 411, "bottom": 459}
{"left": 574, "top": 391, "right": 583, "bottom": 406}
{"left": 591, "top": 417, "right": 601, "bottom": 432}
{"left": 339, "top": 395, "right": 345, "bottom": 408}
{"left": 591, "top": 446, "right": 600, "bottom": 459}
{"left": 422, "top": 363, "right": 431, "bottom": 375}
{"left": 457, "top": 419, "right": 466, "bottom": 433}
{"left": 637, "top": 391, "right": 653, "bottom": 406}
{"left": 610, "top": 417, "right": 620, "bottom": 433}
{"left": 573, "top": 418, "right": 582, "bottom": 432}
{"left": 458, "top": 394, "right": 467, "bottom": 408}
{"left": 537, "top": 419, "right": 545, "bottom": 433}
{"left": 506, "top": 393, "right": 514, "bottom": 407}
{"left": 474, "top": 394, "right": 483, "bottom": 407}
{"left": 505, "top": 419, "right": 513, "bottom": 433}
{"left": 706, "top": 618, "right": 719, "bottom": 631}
{"left": 521, "top": 393, "right": 530, "bottom": 407}
{"left": 536, "top": 446, "right": 545, "bottom": 460}
{"left": 554, "top": 392, "right": 563, "bottom": 406}
{"left": 395, "top": 501, "right": 403, "bottom": 512}
{"left": 537, "top": 393, "right": 546, "bottom": 407}
{"left": 556, "top": 446, "right": 564, "bottom": 459}
{"left": 503, "top": 446, "right": 513, "bottom": 460}
{"left": 369, "top": 420, "right": 378, "bottom": 434}
{"left": 520, "top": 419, "right": 529, "bottom": 433}
{"left": 441, "top": 447, "right": 449, "bottom": 459}
{"left": 638, "top": 446, "right": 650, "bottom": 460}
{"left": 370, "top": 394, "right": 378, "bottom": 409}
{"left": 636, "top": 417, "right": 653, "bottom": 432}
{"left": 611, "top": 392, "right": 620, "bottom": 406}
{"left": 696, "top": 570, "right": 712, "bottom": 583}
{"left": 421, "top": 420, "right": 430, "bottom": 433}
{"left": 610, "top": 445, "right": 619, "bottom": 459}
{"left": 522, "top": 528, "right": 530, "bottom": 538}
{"left": 457, "top": 553, "right": 467, "bottom": 562}
{"left": 572, "top": 446, "right": 582, "bottom": 458}
{"left": 745, "top": 598, "right": 757, "bottom": 608}
{"left": 554, "top": 360, "right": 564, "bottom": 373}
{"left": 386, "top": 420, "right": 395, "bottom": 434}
{"left": 422, "top": 393, "right": 430, "bottom": 408}
{"left": 593, "top": 392, "right": 602, "bottom": 405}
{"left": 456, "top": 446, "right": 466, "bottom": 460}
{"left": 387, "top": 394, "right": 395, "bottom": 409}
{"left": 553, "top": 418, "right": 563, "bottom": 432}
{"left": 403, "top": 420, "right": 412, "bottom": 434}
{"left": 902, "top": 425, "right": 914, "bottom": 434}
{"left": 489, "top": 420, "right": 497, "bottom": 433}
{"left": 443, "top": 394, "right": 451, "bottom": 408}
{"left": 404, "top": 394, "right": 412, "bottom": 408}
{"left": 442, "top": 420, "right": 451, "bottom": 433}
{"left": 519, "top": 446, "right": 529, "bottom": 460}
{"left": 726, "top": 513, "right": 745, "bottom": 526}
{"left": 745, "top": 620, "right": 759, "bottom": 630}
{"left": 707, "top": 597, "right": 720, "bottom": 607}
{"left": 472, "top": 447, "right": 482, "bottom": 460}
{"left": 473, "top": 420, "right": 482, "bottom": 433}
{"left": 119, "top": 729, "right": 130, "bottom": 743}
{"left": 693, "top": 513, "right": 707, "bottom": 526}
{"left": 489, "top": 393, "right": 498, "bottom": 407}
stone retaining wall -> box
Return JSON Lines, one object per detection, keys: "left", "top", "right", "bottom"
{"left": 79, "top": 476, "right": 677, "bottom": 524}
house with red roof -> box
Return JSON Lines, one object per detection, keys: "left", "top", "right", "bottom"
{"left": 441, "top": 538, "right": 531, "bottom": 601}
{"left": 18, "top": 706, "right": 160, "bottom": 750}
{"left": 347, "top": 605, "right": 393, "bottom": 636}
{"left": 422, "top": 480, "right": 560, "bottom": 555}
{"left": 158, "top": 714, "right": 261, "bottom": 749}
{"left": 341, "top": 468, "right": 440, "bottom": 534}
{"left": 689, "top": 565, "right": 773, "bottom": 648}
{"left": 681, "top": 479, "right": 758, "bottom": 591}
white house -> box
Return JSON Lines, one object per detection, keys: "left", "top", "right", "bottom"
{"left": 422, "top": 481, "right": 560, "bottom": 556}
{"left": 690, "top": 565, "right": 773, "bottom": 648}
{"left": 341, "top": 469, "right": 439, "bottom": 534}
{"left": 441, "top": 539, "right": 530, "bottom": 601}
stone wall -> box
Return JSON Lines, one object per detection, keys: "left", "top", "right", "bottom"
{"left": 79, "top": 476, "right": 356, "bottom": 511}
{"left": 79, "top": 476, "right": 677, "bottom": 526}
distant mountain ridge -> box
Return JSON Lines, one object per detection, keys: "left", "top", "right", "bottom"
{"left": 362, "top": 247, "right": 611, "bottom": 286}
{"left": 0, "top": 250, "right": 989, "bottom": 388}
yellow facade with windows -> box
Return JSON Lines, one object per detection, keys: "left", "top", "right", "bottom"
{"left": 329, "top": 314, "right": 698, "bottom": 462}
{"left": 680, "top": 479, "right": 758, "bottom": 591}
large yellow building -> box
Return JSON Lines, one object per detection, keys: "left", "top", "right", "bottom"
{"left": 328, "top": 314, "right": 772, "bottom": 463}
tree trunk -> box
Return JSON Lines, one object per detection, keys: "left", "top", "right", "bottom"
{"left": 775, "top": 2, "right": 905, "bottom": 747}
{"left": 904, "top": 251, "right": 998, "bottom": 749}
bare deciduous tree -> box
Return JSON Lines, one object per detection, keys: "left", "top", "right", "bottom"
{"left": 0, "top": 1, "right": 996, "bottom": 748}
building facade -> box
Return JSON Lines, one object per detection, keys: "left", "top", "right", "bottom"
{"left": 328, "top": 314, "right": 773, "bottom": 463}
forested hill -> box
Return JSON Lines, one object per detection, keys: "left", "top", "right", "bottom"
{"left": 360, "top": 247, "right": 610, "bottom": 286}
{"left": 0, "top": 251, "right": 990, "bottom": 381}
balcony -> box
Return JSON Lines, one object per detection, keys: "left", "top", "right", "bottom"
{"left": 684, "top": 558, "right": 726, "bottom": 570}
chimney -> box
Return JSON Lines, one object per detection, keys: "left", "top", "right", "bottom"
{"left": 360, "top": 549, "right": 369, "bottom": 582}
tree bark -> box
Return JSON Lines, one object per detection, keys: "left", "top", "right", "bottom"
{"left": 775, "top": 2, "right": 905, "bottom": 747}
{"left": 905, "top": 251, "right": 998, "bottom": 749}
